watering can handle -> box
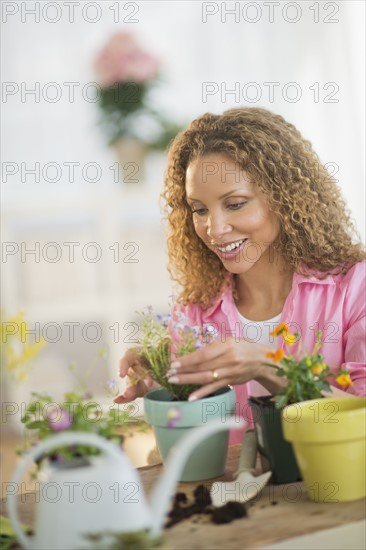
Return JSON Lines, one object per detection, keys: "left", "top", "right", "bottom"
{"left": 6, "top": 432, "right": 123, "bottom": 550}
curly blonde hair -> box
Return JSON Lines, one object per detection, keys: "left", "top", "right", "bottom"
{"left": 161, "top": 107, "right": 365, "bottom": 308}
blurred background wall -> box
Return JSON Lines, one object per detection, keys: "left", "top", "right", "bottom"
{"left": 1, "top": 0, "right": 365, "bottom": 429}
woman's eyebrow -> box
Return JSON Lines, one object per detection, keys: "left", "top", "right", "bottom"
{"left": 186, "top": 188, "right": 248, "bottom": 202}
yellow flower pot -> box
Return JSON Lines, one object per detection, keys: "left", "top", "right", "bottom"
{"left": 282, "top": 397, "right": 366, "bottom": 502}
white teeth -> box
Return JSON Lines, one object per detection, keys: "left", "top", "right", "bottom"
{"left": 218, "top": 239, "right": 245, "bottom": 252}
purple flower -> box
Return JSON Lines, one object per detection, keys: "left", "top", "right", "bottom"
{"left": 156, "top": 313, "right": 172, "bottom": 327}
{"left": 202, "top": 324, "right": 218, "bottom": 342}
{"left": 105, "top": 379, "right": 119, "bottom": 397}
{"left": 46, "top": 406, "right": 72, "bottom": 432}
{"left": 166, "top": 407, "right": 182, "bottom": 428}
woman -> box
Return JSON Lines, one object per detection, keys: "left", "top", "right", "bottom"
{"left": 116, "top": 107, "right": 366, "bottom": 441}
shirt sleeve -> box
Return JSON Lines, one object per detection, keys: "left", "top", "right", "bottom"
{"left": 337, "top": 261, "right": 366, "bottom": 396}
{"left": 340, "top": 314, "right": 366, "bottom": 396}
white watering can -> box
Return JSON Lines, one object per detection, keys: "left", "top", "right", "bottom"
{"left": 7, "top": 417, "right": 244, "bottom": 549}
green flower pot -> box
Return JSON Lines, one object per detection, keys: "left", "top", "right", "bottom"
{"left": 249, "top": 396, "right": 301, "bottom": 484}
{"left": 144, "top": 386, "right": 236, "bottom": 482}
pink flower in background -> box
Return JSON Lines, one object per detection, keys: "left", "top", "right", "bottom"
{"left": 45, "top": 406, "right": 72, "bottom": 432}
{"left": 94, "top": 31, "right": 180, "bottom": 149}
{"left": 95, "top": 32, "right": 159, "bottom": 87}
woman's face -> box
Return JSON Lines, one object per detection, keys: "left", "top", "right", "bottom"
{"left": 185, "top": 154, "right": 281, "bottom": 275}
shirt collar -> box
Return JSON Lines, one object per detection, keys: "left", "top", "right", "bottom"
{"left": 204, "top": 275, "right": 235, "bottom": 316}
{"left": 293, "top": 269, "right": 336, "bottom": 286}
{"left": 205, "top": 268, "right": 336, "bottom": 316}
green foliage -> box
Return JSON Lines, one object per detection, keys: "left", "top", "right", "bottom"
{"left": 265, "top": 328, "right": 352, "bottom": 408}
{"left": 98, "top": 82, "right": 183, "bottom": 148}
{"left": 85, "top": 529, "right": 165, "bottom": 549}
{"left": 0, "top": 516, "right": 31, "bottom": 550}
{"left": 19, "top": 351, "right": 137, "bottom": 466}
{"left": 135, "top": 308, "right": 209, "bottom": 401}
{"left": 100, "top": 82, "right": 147, "bottom": 116}
{"left": 21, "top": 390, "right": 133, "bottom": 465}
{"left": 267, "top": 353, "right": 331, "bottom": 408}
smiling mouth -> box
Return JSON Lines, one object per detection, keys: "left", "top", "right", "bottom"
{"left": 216, "top": 239, "right": 246, "bottom": 253}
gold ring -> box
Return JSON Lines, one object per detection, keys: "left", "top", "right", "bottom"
{"left": 212, "top": 369, "right": 219, "bottom": 381}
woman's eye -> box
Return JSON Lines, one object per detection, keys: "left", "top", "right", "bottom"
{"left": 192, "top": 208, "right": 207, "bottom": 216}
{"left": 227, "top": 202, "right": 246, "bottom": 210}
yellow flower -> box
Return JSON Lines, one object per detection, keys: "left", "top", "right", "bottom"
{"left": 336, "top": 373, "right": 353, "bottom": 388}
{"left": 270, "top": 323, "right": 297, "bottom": 345}
{"left": 312, "top": 363, "right": 326, "bottom": 375}
{"left": 283, "top": 332, "right": 298, "bottom": 346}
{"left": 98, "top": 347, "right": 108, "bottom": 358}
{"left": 1, "top": 310, "right": 46, "bottom": 380}
{"left": 270, "top": 323, "right": 288, "bottom": 337}
{"left": 265, "top": 348, "right": 285, "bottom": 363}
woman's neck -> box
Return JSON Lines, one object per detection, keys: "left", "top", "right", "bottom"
{"left": 234, "top": 260, "right": 294, "bottom": 321}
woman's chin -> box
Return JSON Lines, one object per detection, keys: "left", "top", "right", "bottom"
{"left": 221, "top": 259, "right": 258, "bottom": 274}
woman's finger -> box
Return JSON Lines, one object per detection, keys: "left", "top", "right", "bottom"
{"left": 188, "top": 380, "right": 231, "bottom": 401}
{"left": 167, "top": 363, "right": 242, "bottom": 387}
{"left": 167, "top": 367, "right": 227, "bottom": 385}
{"left": 114, "top": 378, "right": 150, "bottom": 403}
{"left": 118, "top": 347, "right": 142, "bottom": 377}
{"left": 114, "top": 388, "right": 137, "bottom": 404}
{"left": 169, "top": 346, "right": 245, "bottom": 380}
{"left": 170, "top": 340, "right": 228, "bottom": 372}
{"left": 114, "top": 367, "right": 154, "bottom": 404}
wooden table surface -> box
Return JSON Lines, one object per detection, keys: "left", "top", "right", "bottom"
{"left": 2, "top": 445, "right": 365, "bottom": 549}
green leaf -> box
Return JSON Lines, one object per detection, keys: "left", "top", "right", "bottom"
{"left": 295, "top": 381, "right": 303, "bottom": 402}
{"left": 275, "top": 394, "right": 288, "bottom": 409}
{"left": 275, "top": 370, "right": 287, "bottom": 377}
{"left": 26, "top": 402, "right": 41, "bottom": 413}
{"left": 316, "top": 380, "right": 331, "bottom": 391}
{"left": 25, "top": 421, "right": 45, "bottom": 430}
{"left": 0, "top": 515, "right": 30, "bottom": 538}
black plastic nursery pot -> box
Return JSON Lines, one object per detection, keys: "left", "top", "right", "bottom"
{"left": 248, "top": 396, "right": 302, "bottom": 484}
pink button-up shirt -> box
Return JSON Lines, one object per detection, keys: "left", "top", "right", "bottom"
{"left": 174, "top": 260, "right": 366, "bottom": 443}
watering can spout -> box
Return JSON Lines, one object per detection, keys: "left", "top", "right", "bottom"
{"left": 149, "top": 416, "right": 245, "bottom": 536}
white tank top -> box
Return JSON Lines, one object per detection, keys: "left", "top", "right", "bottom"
{"left": 236, "top": 309, "right": 282, "bottom": 397}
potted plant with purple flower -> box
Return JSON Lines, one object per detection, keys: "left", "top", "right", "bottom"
{"left": 21, "top": 389, "right": 132, "bottom": 470}
{"left": 134, "top": 307, "right": 236, "bottom": 481}
{"left": 20, "top": 351, "right": 136, "bottom": 472}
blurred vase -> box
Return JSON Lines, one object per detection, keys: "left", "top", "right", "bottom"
{"left": 113, "top": 138, "right": 146, "bottom": 184}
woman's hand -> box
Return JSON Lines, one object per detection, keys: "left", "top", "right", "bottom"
{"left": 166, "top": 338, "right": 286, "bottom": 401}
{"left": 114, "top": 347, "right": 155, "bottom": 404}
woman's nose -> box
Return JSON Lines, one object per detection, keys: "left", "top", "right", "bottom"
{"left": 206, "top": 213, "right": 232, "bottom": 241}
